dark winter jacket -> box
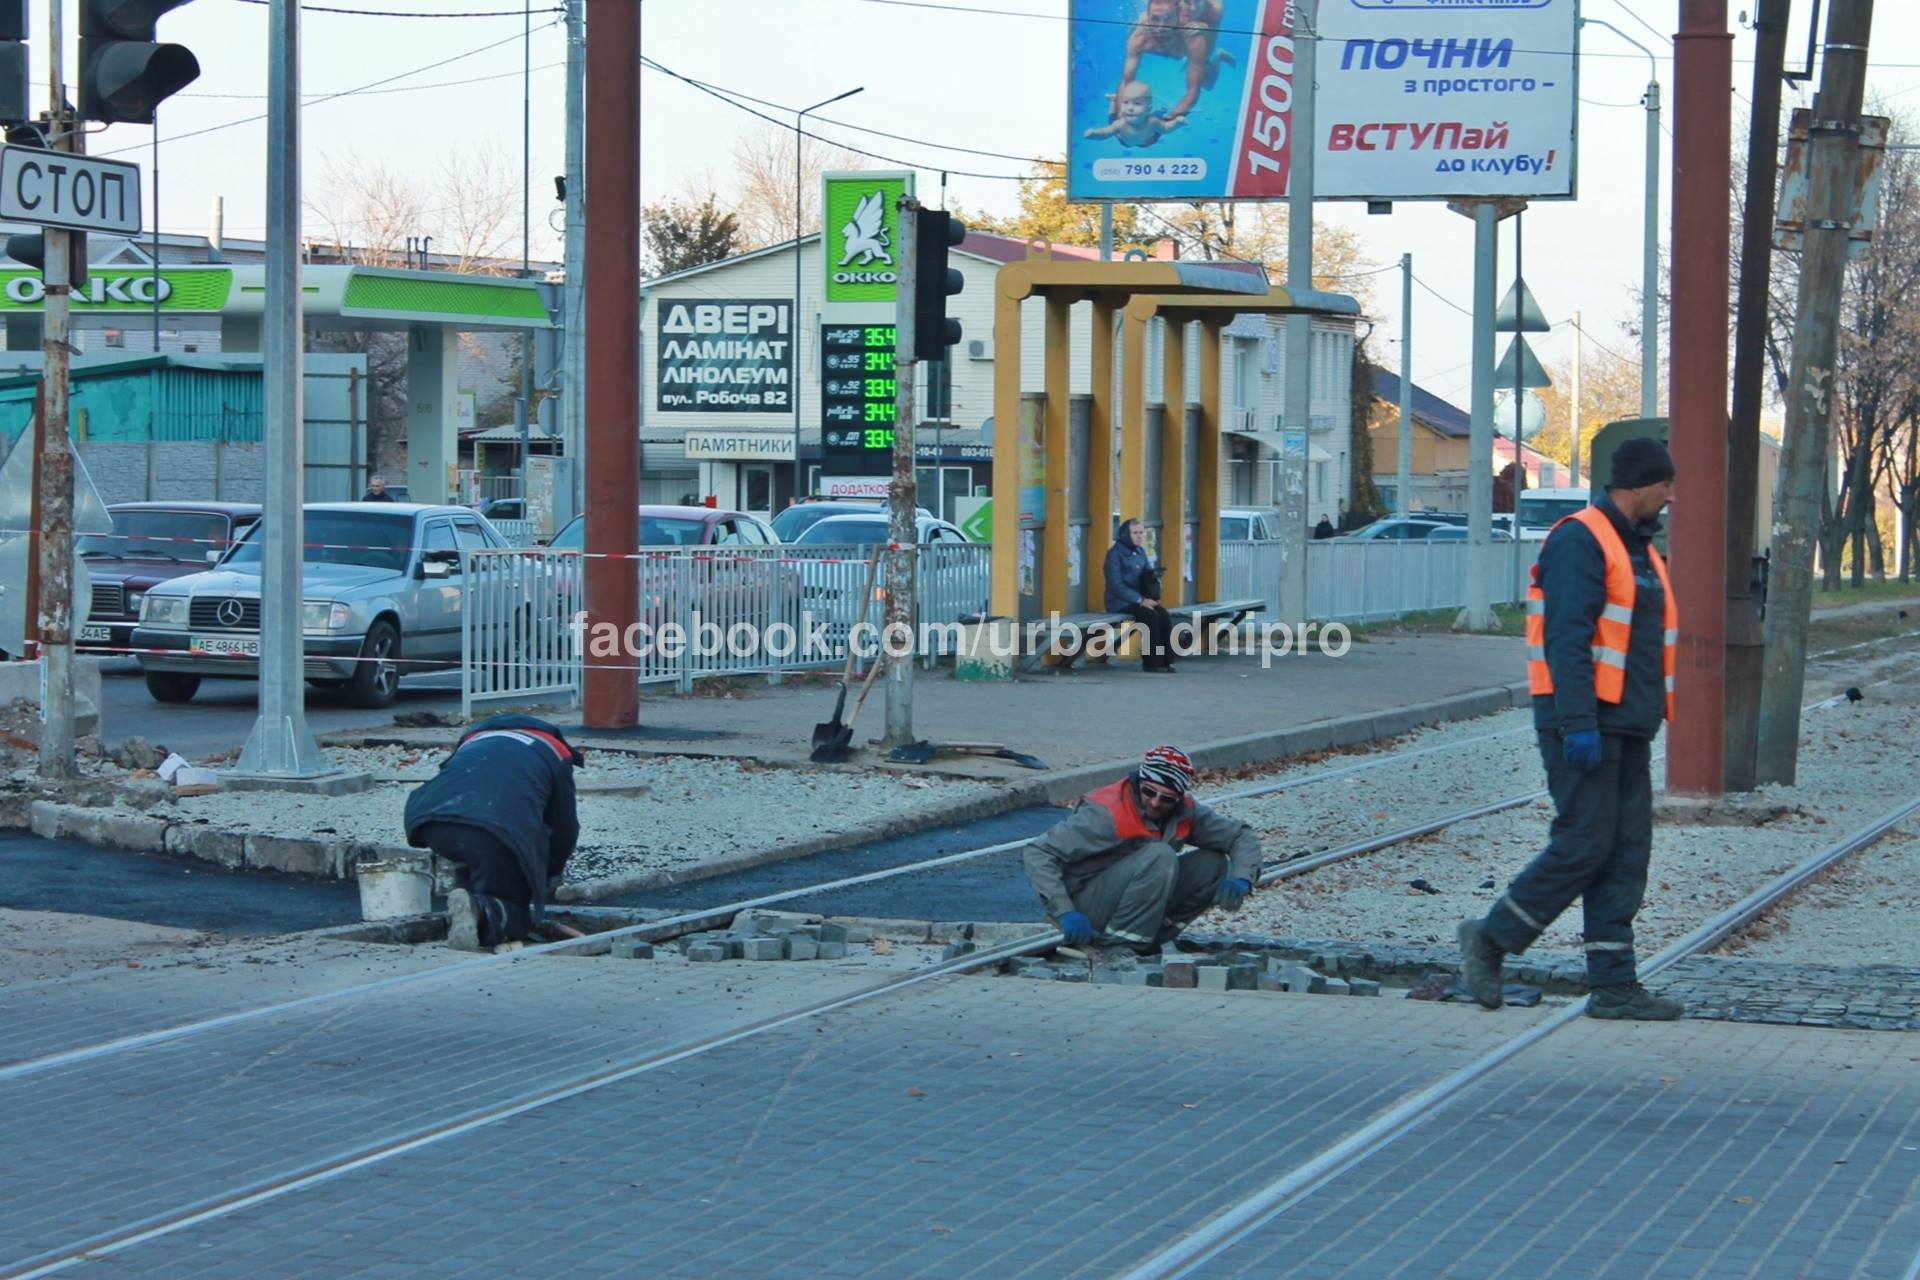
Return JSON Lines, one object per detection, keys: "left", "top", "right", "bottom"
{"left": 1531, "top": 496, "right": 1669, "bottom": 741}
{"left": 1104, "top": 539, "right": 1156, "bottom": 611}
{"left": 360, "top": 489, "right": 395, "bottom": 502}
{"left": 403, "top": 714, "right": 582, "bottom": 904}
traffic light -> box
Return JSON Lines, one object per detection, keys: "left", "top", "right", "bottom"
{"left": 912, "top": 210, "right": 965, "bottom": 363}
{"left": 79, "top": 0, "right": 200, "bottom": 125}
{"left": 6, "top": 231, "right": 88, "bottom": 290}
{"left": 0, "top": 1, "right": 27, "bottom": 125}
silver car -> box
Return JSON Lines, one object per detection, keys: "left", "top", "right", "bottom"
{"left": 132, "top": 503, "right": 515, "bottom": 708}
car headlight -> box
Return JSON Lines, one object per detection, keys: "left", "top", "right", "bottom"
{"left": 302, "top": 601, "right": 351, "bottom": 631}
{"left": 126, "top": 590, "right": 144, "bottom": 616}
{"left": 141, "top": 595, "right": 188, "bottom": 627}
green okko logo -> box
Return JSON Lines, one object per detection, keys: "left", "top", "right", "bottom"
{"left": 824, "top": 172, "right": 913, "bottom": 305}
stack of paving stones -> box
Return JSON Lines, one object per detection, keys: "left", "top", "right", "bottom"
{"left": 606, "top": 913, "right": 866, "bottom": 963}
{"left": 998, "top": 944, "right": 1381, "bottom": 997}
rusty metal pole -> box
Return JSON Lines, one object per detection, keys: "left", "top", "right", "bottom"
{"left": 1758, "top": 0, "right": 1875, "bottom": 784}
{"left": 883, "top": 199, "right": 919, "bottom": 750}
{"left": 582, "top": 0, "right": 641, "bottom": 728}
{"left": 1664, "top": 0, "right": 1733, "bottom": 796}
{"left": 1724, "top": 0, "right": 1791, "bottom": 792}
{"left": 37, "top": 0, "right": 74, "bottom": 780}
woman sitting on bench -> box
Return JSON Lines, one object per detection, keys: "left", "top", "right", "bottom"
{"left": 1105, "top": 517, "right": 1175, "bottom": 673}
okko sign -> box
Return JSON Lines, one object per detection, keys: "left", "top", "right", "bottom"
{"left": 656, "top": 298, "right": 794, "bottom": 414}
{"left": 822, "top": 172, "right": 914, "bottom": 307}
{"left": 1065, "top": 0, "right": 1578, "bottom": 203}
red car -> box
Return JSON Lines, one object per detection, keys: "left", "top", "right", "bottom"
{"left": 78, "top": 502, "right": 262, "bottom": 657}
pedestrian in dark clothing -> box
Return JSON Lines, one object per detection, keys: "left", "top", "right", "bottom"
{"left": 361, "top": 475, "right": 396, "bottom": 502}
{"left": 403, "top": 714, "right": 583, "bottom": 951}
{"left": 1458, "top": 437, "right": 1682, "bottom": 1021}
{"left": 1313, "top": 514, "right": 1336, "bottom": 540}
{"left": 1104, "top": 516, "right": 1175, "bottom": 672}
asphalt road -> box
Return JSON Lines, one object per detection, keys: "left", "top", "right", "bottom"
{"left": 95, "top": 660, "right": 464, "bottom": 760}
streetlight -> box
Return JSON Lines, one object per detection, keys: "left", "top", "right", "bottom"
{"left": 792, "top": 86, "right": 864, "bottom": 503}
{"left": 1580, "top": 18, "right": 1661, "bottom": 421}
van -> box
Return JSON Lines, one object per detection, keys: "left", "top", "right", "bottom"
{"left": 1516, "top": 487, "right": 1591, "bottom": 531}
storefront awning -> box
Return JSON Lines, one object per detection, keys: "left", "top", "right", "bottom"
{"left": 1225, "top": 425, "right": 1333, "bottom": 464}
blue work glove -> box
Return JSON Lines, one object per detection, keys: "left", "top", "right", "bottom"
{"left": 1562, "top": 729, "right": 1603, "bottom": 771}
{"left": 1214, "top": 878, "right": 1252, "bottom": 912}
{"left": 1057, "top": 911, "right": 1094, "bottom": 945}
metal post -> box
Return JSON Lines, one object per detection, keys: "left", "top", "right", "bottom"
{"left": 1511, "top": 213, "right": 1527, "bottom": 600}
{"left": 884, "top": 200, "right": 919, "bottom": 749}
{"left": 582, "top": 0, "right": 642, "bottom": 728}
{"left": 1759, "top": 0, "right": 1874, "bottom": 784}
{"left": 790, "top": 88, "right": 863, "bottom": 503}
{"left": 1277, "top": 0, "right": 1316, "bottom": 627}
{"left": 517, "top": 0, "right": 532, "bottom": 506}
{"left": 1100, "top": 203, "right": 1114, "bottom": 261}
{"left": 35, "top": 0, "right": 73, "bottom": 780}
{"left": 1396, "top": 253, "right": 1412, "bottom": 515}
{"left": 151, "top": 119, "right": 161, "bottom": 351}
{"left": 1724, "top": 0, "right": 1790, "bottom": 792}
{"left": 562, "top": 0, "right": 585, "bottom": 518}
{"left": 1642, "top": 77, "right": 1662, "bottom": 418}
{"left": 1666, "top": 0, "right": 1733, "bottom": 796}
{"left": 1569, "top": 310, "right": 1582, "bottom": 488}
{"left": 1460, "top": 202, "right": 1497, "bottom": 630}
{"left": 238, "top": 0, "right": 328, "bottom": 776}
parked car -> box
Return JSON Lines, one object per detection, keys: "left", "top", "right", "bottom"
{"left": 1333, "top": 518, "right": 1449, "bottom": 542}
{"left": 1516, "top": 487, "right": 1590, "bottom": 532}
{"left": 1426, "top": 526, "right": 1515, "bottom": 543}
{"left": 479, "top": 498, "right": 523, "bottom": 522}
{"left": 546, "top": 505, "right": 790, "bottom": 638}
{"left": 770, "top": 499, "right": 933, "bottom": 544}
{"left": 789, "top": 513, "right": 981, "bottom": 627}
{"left": 77, "top": 502, "right": 262, "bottom": 656}
{"left": 132, "top": 503, "right": 515, "bottom": 708}
{"left": 1219, "top": 507, "right": 1285, "bottom": 541}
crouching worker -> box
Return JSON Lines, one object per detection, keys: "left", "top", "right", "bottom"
{"left": 404, "top": 714, "right": 583, "bottom": 951}
{"left": 1022, "top": 745, "right": 1262, "bottom": 956}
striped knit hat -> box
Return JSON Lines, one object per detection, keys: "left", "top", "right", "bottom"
{"left": 1137, "top": 744, "right": 1197, "bottom": 796}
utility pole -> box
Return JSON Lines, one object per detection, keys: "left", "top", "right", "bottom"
{"left": 36, "top": 0, "right": 73, "bottom": 781}
{"left": 1640, "top": 77, "right": 1662, "bottom": 418}
{"left": 561, "top": 0, "right": 585, "bottom": 520}
{"left": 582, "top": 0, "right": 642, "bottom": 728}
{"left": 1277, "top": 0, "right": 1316, "bottom": 626}
{"left": 1570, "top": 310, "right": 1582, "bottom": 488}
{"left": 884, "top": 199, "right": 920, "bottom": 749}
{"left": 1396, "top": 253, "right": 1412, "bottom": 515}
{"left": 1666, "top": 0, "right": 1733, "bottom": 796}
{"left": 1725, "top": 0, "right": 1790, "bottom": 792}
{"left": 516, "top": 0, "right": 532, "bottom": 509}
{"left": 1459, "top": 201, "right": 1498, "bottom": 631}
{"left": 1759, "top": 0, "right": 1875, "bottom": 784}
{"left": 1510, "top": 212, "right": 1527, "bottom": 599}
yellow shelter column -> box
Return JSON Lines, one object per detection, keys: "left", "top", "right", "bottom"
{"left": 1160, "top": 317, "right": 1187, "bottom": 609}
{"left": 1088, "top": 299, "right": 1116, "bottom": 609}
{"left": 991, "top": 268, "right": 1030, "bottom": 618}
{"left": 1119, "top": 298, "right": 1151, "bottom": 535}
{"left": 1042, "top": 294, "right": 1073, "bottom": 617}
{"left": 1195, "top": 317, "right": 1223, "bottom": 603}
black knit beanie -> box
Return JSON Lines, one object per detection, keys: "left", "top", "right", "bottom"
{"left": 1608, "top": 437, "right": 1675, "bottom": 490}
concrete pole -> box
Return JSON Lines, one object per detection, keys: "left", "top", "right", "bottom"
{"left": 1396, "top": 253, "right": 1412, "bottom": 513}
{"left": 1642, "top": 77, "right": 1662, "bottom": 419}
{"left": 1459, "top": 202, "right": 1497, "bottom": 631}
{"left": 1100, "top": 203, "right": 1114, "bottom": 261}
{"left": 582, "top": 0, "right": 642, "bottom": 728}
{"left": 1665, "top": 0, "right": 1732, "bottom": 796}
{"left": 1277, "top": 0, "right": 1316, "bottom": 626}
{"left": 562, "top": 0, "right": 585, "bottom": 519}
{"left": 1759, "top": 0, "right": 1875, "bottom": 784}
{"left": 36, "top": 0, "right": 73, "bottom": 780}
{"left": 1724, "top": 0, "right": 1790, "bottom": 792}
{"left": 884, "top": 200, "right": 919, "bottom": 749}
{"left": 238, "top": 0, "right": 328, "bottom": 776}
{"left": 1569, "top": 310, "right": 1582, "bottom": 488}
{"left": 1510, "top": 213, "right": 1527, "bottom": 599}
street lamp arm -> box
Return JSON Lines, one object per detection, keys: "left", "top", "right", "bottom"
{"left": 1579, "top": 17, "right": 1659, "bottom": 86}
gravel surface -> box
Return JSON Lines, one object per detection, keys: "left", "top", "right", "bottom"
{"left": 1174, "top": 643, "right": 1920, "bottom": 972}
{"left": 170, "top": 750, "right": 992, "bottom": 887}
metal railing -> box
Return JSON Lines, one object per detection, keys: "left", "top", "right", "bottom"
{"left": 1218, "top": 538, "right": 1539, "bottom": 625}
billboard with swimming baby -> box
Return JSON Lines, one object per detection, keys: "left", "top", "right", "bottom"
{"left": 1066, "top": 0, "right": 1578, "bottom": 203}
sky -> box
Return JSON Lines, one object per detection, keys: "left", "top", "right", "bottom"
{"left": 42, "top": 0, "right": 1920, "bottom": 417}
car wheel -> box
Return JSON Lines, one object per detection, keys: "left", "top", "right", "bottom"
{"left": 145, "top": 671, "right": 201, "bottom": 703}
{"left": 346, "top": 621, "right": 401, "bottom": 709}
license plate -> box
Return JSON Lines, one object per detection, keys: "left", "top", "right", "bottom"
{"left": 78, "top": 625, "right": 112, "bottom": 643}
{"left": 190, "top": 635, "right": 260, "bottom": 658}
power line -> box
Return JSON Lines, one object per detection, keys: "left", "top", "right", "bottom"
{"left": 228, "top": 0, "right": 560, "bottom": 16}
{"left": 1413, "top": 275, "right": 1474, "bottom": 319}
{"left": 178, "top": 60, "right": 563, "bottom": 101}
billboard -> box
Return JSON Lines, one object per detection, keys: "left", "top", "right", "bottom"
{"left": 1065, "top": 0, "right": 1577, "bottom": 203}
{"left": 822, "top": 172, "right": 914, "bottom": 306}
{"left": 656, "top": 298, "right": 794, "bottom": 414}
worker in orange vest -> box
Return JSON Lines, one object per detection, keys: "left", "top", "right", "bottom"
{"left": 1458, "top": 438, "right": 1683, "bottom": 1021}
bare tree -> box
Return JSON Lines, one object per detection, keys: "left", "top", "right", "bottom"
{"left": 728, "top": 124, "right": 868, "bottom": 250}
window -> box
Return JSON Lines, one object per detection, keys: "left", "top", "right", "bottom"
{"left": 1313, "top": 461, "right": 1328, "bottom": 502}
{"left": 80, "top": 510, "right": 233, "bottom": 564}
{"left": 227, "top": 511, "right": 415, "bottom": 571}
{"left": 452, "top": 520, "right": 495, "bottom": 551}
{"left": 712, "top": 521, "right": 743, "bottom": 546}
{"left": 737, "top": 519, "right": 772, "bottom": 546}
{"left": 103, "top": 329, "right": 125, "bottom": 348}
{"left": 423, "top": 521, "right": 458, "bottom": 571}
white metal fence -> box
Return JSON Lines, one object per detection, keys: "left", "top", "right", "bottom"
{"left": 1219, "top": 538, "right": 1539, "bottom": 625}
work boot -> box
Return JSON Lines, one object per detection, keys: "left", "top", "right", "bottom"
{"left": 1456, "top": 918, "right": 1505, "bottom": 1010}
{"left": 446, "top": 888, "right": 482, "bottom": 952}
{"left": 1587, "top": 982, "right": 1684, "bottom": 1021}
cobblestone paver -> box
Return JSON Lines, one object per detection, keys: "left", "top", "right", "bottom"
{"left": 1191, "top": 1018, "right": 1920, "bottom": 1280}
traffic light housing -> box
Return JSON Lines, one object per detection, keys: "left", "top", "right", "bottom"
{"left": 79, "top": 0, "right": 200, "bottom": 125}
{"left": 912, "top": 210, "right": 965, "bottom": 363}
{"left": 0, "top": 0, "right": 27, "bottom": 125}
{"left": 6, "top": 231, "right": 89, "bottom": 291}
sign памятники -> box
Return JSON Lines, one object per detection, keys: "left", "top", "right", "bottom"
{"left": 656, "top": 298, "right": 794, "bottom": 414}
{"left": 1064, "top": 0, "right": 1577, "bottom": 203}
{"left": 0, "top": 146, "right": 141, "bottom": 235}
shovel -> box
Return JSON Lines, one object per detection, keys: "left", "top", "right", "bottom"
{"left": 811, "top": 656, "right": 886, "bottom": 763}
{"left": 808, "top": 549, "right": 883, "bottom": 756}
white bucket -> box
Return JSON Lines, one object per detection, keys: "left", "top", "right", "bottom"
{"left": 357, "top": 857, "right": 434, "bottom": 921}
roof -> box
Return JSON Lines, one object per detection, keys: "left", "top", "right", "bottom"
{"left": 1370, "top": 370, "right": 1472, "bottom": 439}
{"left": 107, "top": 501, "right": 262, "bottom": 516}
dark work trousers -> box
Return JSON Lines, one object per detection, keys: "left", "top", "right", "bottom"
{"left": 417, "top": 821, "right": 536, "bottom": 947}
{"left": 1120, "top": 603, "right": 1174, "bottom": 669}
{"left": 1069, "top": 844, "right": 1229, "bottom": 949}
{"left": 1484, "top": 733, "right": 1654, "bottom": 988}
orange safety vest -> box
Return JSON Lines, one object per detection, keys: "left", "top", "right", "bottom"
{"left": 1085, "top": 779, "right": 1194, "bottom": 845}
{"left": 1525, "top": 507, "right": 1678, "bottom": 720}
